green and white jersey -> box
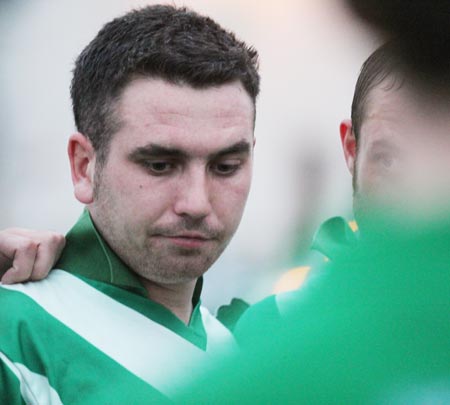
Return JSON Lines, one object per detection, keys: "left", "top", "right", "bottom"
{"left": 235, "top": 216, "right": 358, "bottom": 344}
{"left": 0, "top": 211, "right": 234, "bottom": 404}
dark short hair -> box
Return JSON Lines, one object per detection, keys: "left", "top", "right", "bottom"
{"left": 351, "top": 42, "right": 404, "bottom": 141}
{"left": 71, "top": 5, "right": 260, "bottom": 163}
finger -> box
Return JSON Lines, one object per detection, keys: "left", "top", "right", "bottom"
{"left": 30, "top": 234, "right": 66, "bottom": 281}
{"left": 1, "top": 267, "right": 23, "bottom": 285}
{"left": 0, "top": 239, "right": 38, "bottom": 285}
{"left": 0, "top": 232, "right": 29, "bottom": 273}
{"left": 3, "top": 229, "right": 65, "bottom": 260}
{"left": 0, "top": 250, "right": 11, "bottom": 274}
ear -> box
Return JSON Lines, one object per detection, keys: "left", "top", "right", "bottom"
{"left": 340, "top": 119, "right": 356, "bottom": 176}
{"left": 68, "top": 133, "right": 96, "bottom": 204}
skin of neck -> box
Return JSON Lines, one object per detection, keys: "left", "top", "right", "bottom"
{"left": 139, "top": 277, "right": 198, "bottom": 325}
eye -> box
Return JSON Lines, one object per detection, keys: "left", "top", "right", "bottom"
{"left": 211, "top": 160, "right": 241, "bottom": 176}
{"left": 380, "top": 155, "right": 394, "bottom": 169}
{"left": 372, "top": 152, "right": 396, "bottom": 170}
{"left": 143, "top": 161, "right": 176, "bottom": 175}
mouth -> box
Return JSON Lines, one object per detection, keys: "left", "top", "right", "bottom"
{"left": 153, "top": 234, "right": 213, "bottom": 249}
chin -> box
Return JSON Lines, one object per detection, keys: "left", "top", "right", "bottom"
{"left": 141, "top": 262, "right": 209, "bottom": 285}
{"left": 151, "top": 271, "right": 204, "bottom": 286}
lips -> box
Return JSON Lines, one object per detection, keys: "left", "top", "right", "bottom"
{"left": 176, "top": 233, "right": 209, "bottom": 239}
{"left": 153, "top": 234, "right": 213, "bottom": 249}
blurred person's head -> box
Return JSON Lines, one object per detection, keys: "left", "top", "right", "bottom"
{"left": 344, "top": 0, "right": 450, "bottom": 79}
{"left": 340, "top": 43, "right": 450, "bottom": 229}
{"left": 67, "top": 5, "right": 260, "bottom": 286}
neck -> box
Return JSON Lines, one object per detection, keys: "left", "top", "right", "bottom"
{"left": 139, "top": 277, "right": 198, "bottom": 325}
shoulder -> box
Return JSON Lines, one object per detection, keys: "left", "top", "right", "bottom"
{"left": 233, "top": 295, "right": 281, "bottom": 345}
{"left": 0, "top": 270, "right": 102, "bottom": 330}
{"left": 0, "top": 281, "right": 46, "bottom": 322}
{"left": 0, "top": 278, "right": 70, "bottom": 364}
{"left": 234, "top": 262, "right": 334, "bottom": 347}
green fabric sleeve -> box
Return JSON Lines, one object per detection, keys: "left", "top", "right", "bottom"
{"left": 233, "top": 295, "right": 281, "bottom": 346}
{"left": 0, "top": 355, "right": 26, "bottom": 405}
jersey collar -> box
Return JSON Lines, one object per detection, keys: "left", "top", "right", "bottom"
{"left": 56, "top": 209, "right": 203, "bottom": 304}
{"left": 311, "top": 216, "right": 359, "bottom": 260}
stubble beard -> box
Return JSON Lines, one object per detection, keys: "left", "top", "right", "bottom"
{"left": 91, "top": 170, "right": 231, "bottom": 286}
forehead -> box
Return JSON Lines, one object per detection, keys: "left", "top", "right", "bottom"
{"left": 360, "top": 82, "right": 450, "bottom": 146}
{"left": 113, "top": 77, "right": 255, "bottom": 153}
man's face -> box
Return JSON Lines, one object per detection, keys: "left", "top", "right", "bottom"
{"left": 89, "top": 78, "right": 255, "bottom": 285}
{"left": 351, "top": 82, "right": 450, "bottom": 225}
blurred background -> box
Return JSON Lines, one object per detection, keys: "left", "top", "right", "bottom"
{"left": 0, "top": 0, "right": 380, "bottom": 310}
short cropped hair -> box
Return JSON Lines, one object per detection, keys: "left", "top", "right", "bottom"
{"left": 351, "top": 42, "right": 403, "bottom": 141}
{"left": 71, "top": 5, "right": 260, "bottom": 163}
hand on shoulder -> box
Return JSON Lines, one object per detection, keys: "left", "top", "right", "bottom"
{"left": 0, "top": 228, "right": 65, "bottom": 284}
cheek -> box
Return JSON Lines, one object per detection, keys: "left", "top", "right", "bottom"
{"left": 355, "top": 156, "right": 389, "bottom": 198}
{"left": 211, "top": 175, "right": 252, "bottom": 227}
{"left": 354, "top": 154, "right": 371, "bottom": 191}
{"left": 105, "top": 165, "right": 174, "bottom": 219}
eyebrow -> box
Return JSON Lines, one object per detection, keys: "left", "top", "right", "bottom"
{"left": 210, "top": 140, "right": 251, "bottom": 159}
{"left": 128, "top": 140, "right": 251, "bottom": 162}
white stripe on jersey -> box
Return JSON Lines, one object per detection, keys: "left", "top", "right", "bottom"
{"left": 0, "top": 351, "right": 63, "bottom": 405}
{"left": 1, "top": 270, "right": 234, "bottom": 396}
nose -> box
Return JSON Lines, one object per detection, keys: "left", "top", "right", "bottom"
{"left": 173, "top": 167, "right": 212, "bottom": 220}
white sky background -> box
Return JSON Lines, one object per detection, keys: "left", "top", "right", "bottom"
{"left": 0, "top": 0, "right": 379, "bottom": 309}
